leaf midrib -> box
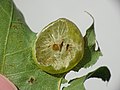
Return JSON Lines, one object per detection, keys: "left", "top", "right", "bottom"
{"left": 1, "top": 2, "right": 14, "bottom": 74}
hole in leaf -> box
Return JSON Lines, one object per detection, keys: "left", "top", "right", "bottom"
{"left": 95, "top": 40, "right": 99, "bottom": 51}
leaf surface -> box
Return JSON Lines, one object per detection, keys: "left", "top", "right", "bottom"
{"left": 0, "top": 0, "right": 61, "bottom": 90}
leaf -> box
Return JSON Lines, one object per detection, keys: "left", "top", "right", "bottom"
{"left": 0, "top": 1, "right": 111, "bottom": 90}
{"left": 63, "top": 66, "right": 111, "bottom": 90}
{"left": 61, "top": 77, "right": 68, "bottom": 84}
{"left": 73, "top": 14, "right": 102, "bottom": 71}
{"left": 0, "top": 0, "right": 62, "bottom": 90}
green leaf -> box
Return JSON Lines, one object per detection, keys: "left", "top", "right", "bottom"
{"left": 61, "top": 77, "right": 68, "bottom": 84}
{"left": 63, "top": 66, "right": 111, "bottom": 90}
{"left": 0, "top": 1, "right": 111, "bottom": 90}
{"left": 0, "top": 0, "right": 62, "bottom": 90}
{"left": 73, "top": 14, "right": 102, "bottom": 71}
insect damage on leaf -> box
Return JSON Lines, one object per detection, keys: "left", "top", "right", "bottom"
{"left": 72, "top": 12, "right": 102, "bottom": 71}
{"left": 28, "top": 76, "right": 36, "bottom": 85}
{"left": 0, "top": 0, "right": 111, "bottom": 89}
{"left": 33, "top": 18, "right": 84, "bottom": 74}
{"left": 62, "top": 66, "right": 111, "bottom": 90}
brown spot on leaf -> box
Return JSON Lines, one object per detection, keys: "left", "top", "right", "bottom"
{"left": 28, "top": 76, "right": 35, "bottom": 84}
{"left": 11, "top": 24, "right": 18, "bottom": 30}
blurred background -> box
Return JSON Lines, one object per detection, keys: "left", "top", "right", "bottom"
{"left": 13, "top": 0, "right": 120, "bottom": 90}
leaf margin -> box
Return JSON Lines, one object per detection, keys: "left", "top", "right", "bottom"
{"left": 62, "top": 66, "right": 111, "bottom": 90}
{"left": 73, "top": 12, "right": 102, "bottom": 72}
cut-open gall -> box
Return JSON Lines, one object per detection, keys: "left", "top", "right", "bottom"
{"left": 33, "top": 18, "right": 84, "bottom": 74}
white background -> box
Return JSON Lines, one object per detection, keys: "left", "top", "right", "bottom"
{"left": 13, "top": 0, "right": 120, "bottom": 90}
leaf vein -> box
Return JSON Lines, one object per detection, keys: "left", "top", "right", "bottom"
{"left": 5, "top": 47, "right": 31, "bottom": 56}
{"left": 7, "top": 69, "right": 36, "bottom": 77}
{"left": 1, "top": 3, "right": 14, "bottom": 73}
{"left": 0, "top": 3, "right": 9, "bottom": 16}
